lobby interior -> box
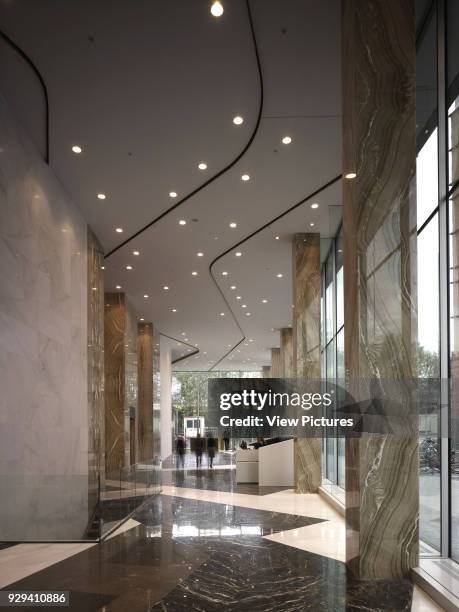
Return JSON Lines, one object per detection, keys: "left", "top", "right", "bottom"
{"left": 1, "top": 0, "right": 459, "bottom": 610}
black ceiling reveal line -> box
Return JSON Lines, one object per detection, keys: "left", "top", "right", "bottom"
{"left": 105, "top": 0, "right": 263, "bottom": 260}
{"left": 207, "top": 173, "right": 342, "bottom": 372}
{"left": 159, "top": 332, "right": 200, "bottom": 365}
{"left": 0, "top": 29, "right": 50, "bottom": 164}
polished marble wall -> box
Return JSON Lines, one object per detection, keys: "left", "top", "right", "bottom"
{"left": 0, "top": 95, "right": 90, "bottom": 539}
{"left": 87, "top": 228, "right": 104, "bottom": 516}
{"left": 137, "top": 323, "right": 153, "bottom": 462}
{"left": 342, "top": 0, "right": 418, "bottom": 580}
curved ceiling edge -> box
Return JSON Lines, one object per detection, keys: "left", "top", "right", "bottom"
{"left": 105, "top": 0, "right": 264, "bottom": 260}
{"left": 207, "top": 174, "right": 342, "bottom": 372}
{"left": 159, "top": 332, "right": 200, "bottom": 366}
{"left": 0, "top": 29, "right": 49, "bottom": 163}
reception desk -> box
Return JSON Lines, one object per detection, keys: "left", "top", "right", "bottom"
{"left": 258, "top": 439, "right": 294, "bottom": 487}
{"left": 235, "top": 449, "right": 259, "bottom": 483}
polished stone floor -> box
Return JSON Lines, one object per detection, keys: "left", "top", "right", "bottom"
{"left": 0, "top": 465, "right": 442, "bottom": 611}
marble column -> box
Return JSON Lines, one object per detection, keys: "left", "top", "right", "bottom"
{"left": 292, "top": 233, "right": 322, "bottom": 493}
{"left": 292, "top": 234, "right": 321, "bottom": 378}
{"left": 342, "top": 0, "right": 417, "bottom": 580}
{"left": 262, "top": 365, "right": 271, "bottom": 378}
{"left": 87, "top": 228, "right": 105, "bottom": 517}
{"left": 280, "top": 328, "right": 293, "bottom": 377}
{"left": 104, "top": 293, "right": 138, "bottom": 473}
{"left": 270, "top": 347, "right": 281, "bottom": 378}
{"left": 137, "top": 323, "right": 153, "bottom": 462}
{"left": 160, "top": 337, "right": 172, "bottom": 461}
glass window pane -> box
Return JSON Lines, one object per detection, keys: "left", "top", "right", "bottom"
{"left": 416, "top": 129, "right": 438, "bottom": 229}
{"left": 325, "top": 257, "right": 334, "bottom": 343}
{"left": 336, "top": 234, "right": 344, "bottom": 330}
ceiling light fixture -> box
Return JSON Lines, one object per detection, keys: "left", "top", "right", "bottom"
{"left": 235, "top": 252, "right": 242, "bottom": 257}
{"left": 222, "top": 271, "right": 228, "bottom": 276}
{"left": 197, "top": 252, "right": 204, "bottom": 257}
{"left": 246, "top": 312, "right": 251, "bottom": 316}
{"left": 276, "top": 273, "right": 283, "bottom": 278}
{"left": 241, "top": 174, "right": 250, "bottom": 181}
{"left": 192, "top": 271, "right": 198, "bottom": 276}
{"left": 163, "top": 286, "right": 169, "bottom": 290}
{"left": 179, "top": 219, "right": 187, "bottom": 226}
{"left": 169, "top": 191, "right": 178, "bottom": 198}
{"left": 172, "top": 308, "right": 177, "bottom": 312}
{"left": 140, "top": 318, "right": 144, "bottom": 322}
{"left": 282, "top": 136, "right": 292, "bottom": 144}
{"left": 220, "top": 312, "right": 225, "bottom": 316}
{"left": 236, "top": 296, "right": 241, "bottom": 300}
{"left": 229, "top": 222, "right": 237, "bottom": 228}
{"left": 97, "top": 193, "right": 106, "bottom": 200}
{"left": 311, "top": 203, "right": 319, "bottom": 209}
{"left": 126, "top": 265, "right": 133, "bottom": 270}
{"left": 345, "top": 172, "right": 357, "bottom": 179}
{"left": 242, "top": 304, "right": 247, "bottom": 308}
{"left": 230, "top": 285, "right": 236, "bottom": 290}
{"left": 144, "top": 294, "right": 149, "bottom": 298}
{"left": 275, "top": 235, "right": 280, "bottom": 240}
{"left": 198, "top": 162, "right": 207, "bottom": 170}
{"left": 115, "top": 227, "right": 123, "bottom": 233}
{"left": 116, "top": 285, "right": 122, "bottom": 289}
{"left": 210, "top": 1, "right": 224, "bottom": 17}
{"left": 262, "top": 299, "right": 268, "bottom": 303}
{"left": 72, "top": 145, "right": 82, "bottom": 154}
{"left": 233, "top": 115, "right": 244, "bottom": 125}
{"left": 310, "top": 222, "right": 315, "bottom": 227}
{"left": 133, "top": 250, "right": 140, "bottom": 256}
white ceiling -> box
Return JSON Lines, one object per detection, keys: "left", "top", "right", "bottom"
{"left": 0, "top": 0, "right": 342, "bottom": 371}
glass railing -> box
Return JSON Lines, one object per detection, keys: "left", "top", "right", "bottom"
{"left": 0, "top": 458, "right": 161, "bottom": 543}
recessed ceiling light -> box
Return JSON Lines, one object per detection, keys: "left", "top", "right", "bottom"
{"left": 222, "top": 271, "right": 228, "bottom": 276}
{"left": 198, "top": 162, "right": 207, "bottom": 170}
{"left": 172, "top": 308, "right": 177, "bottom": 312}
{"left": 144, "top": 294, "right": 149, "bottom": 298}
{"left": 116, "top": 285, "right": 122, "bottom": 289}
{"left": 282, "top": 136, "right": 292, "bottom": 144}
{"left": 246, "top": 312, "right": 251, "bottom": 316}
{"left": 210, "top": 1, "right": 224, "bottom": 17}
{"left": 220, "top": 312, "right": 225, "bottom": 316}
{"left": 72, "top": 145, "right": 82, "bottom": 154}
{"left": 140, "top": 318, "right": 144, "bottom": 322}
{"left": 169, "top": 191, "right": 178, "bottom": 198}
{"left": 230, "top": 285, "right": 236, "bottom": 290}
{"left": 242, "top": 304, "right": 247, "bottom": 308}
{"left": 229, "top": 222, "right": 237, "bottom": 228}
{"left": 310, "top": 222, "right": 315, "bottom": 227}
{"left": 126, "top": 265, "right": 133, "bottom": 270}
{"left": 235, "top": 252, "right": 242, "bottom": 257}
{"left": 262, "top": 299, "right": 268, "bottom": 303}
{"left": 115, "top": 227, "right": 123, "bottom": 233}
{"left": 345, "top": 172, "right": 357, "bottom": 179}
{"left": 311, "top": 203, "right": 319, "bottom": 209}
{"left": 241, "top": 174, "right": 250, "bottom": 181}
{"left": 185, "top": 339, "right": 189, "bottom": 342}
{"left": 181, "top": 332, "right": 186, "bottom": 336}
{"left": 192, "top": 271, "right": 198, "bottom": 276}
{"left": 276, "top": 273, "right": 283, "bottom": 278}
{"left": 101, "top": 266, "right": 105, "bottom": 270}
{"left": 249, "top": 339, "right": 254, "bottom": 342}
{"left": 197, "top": 252, "right": 204, "bottom": 257}
{"left": 275, "top": 235, "right": 280, "bottom": 240}
{"left": 133, "top": 250, "right": 140, "bottom": 256}
{"left": 163, "top": 286, "right": 169, "bottom": 290}
{"left": 97, "top": 193, "right": 106, "bottom": 200}
{"left": 236, "top": 296, "right": 242, "bottom": 300}
{"left": 179, "top": 219, "right": 187, "bottom": 225}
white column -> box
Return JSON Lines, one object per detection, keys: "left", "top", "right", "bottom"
{"left": 160, "top": 337, "right": 173, "bottom": 461}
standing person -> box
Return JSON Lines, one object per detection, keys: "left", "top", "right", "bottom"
{"left": 195, "top": 432, "right": 204, "bottom": 468}
{"left": 176, "top": 435, "right": 185, "bottom": 468}
{"left": 207, "top": 436, "right": 217, "bottom": 469}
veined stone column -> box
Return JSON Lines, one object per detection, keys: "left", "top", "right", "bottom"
{"left": 280, "top": 328, "right": 293, "bottom": 377}
{"left": 138, "top": 323, "right": 153, "bottom": 462}
{"left": 262, "top": 365, "right": 271, "bottom": 378}
{"left": 343, "top": 0, "right": 417, "bottom": 580}
{"left": 270, "top": 347, "right": 281, "bottom": 377}
{"left": 104, "top": 293, "right": 138, "bottom": 472}
{"left": 292, "top": 233, "right": 321, "bottom": 493}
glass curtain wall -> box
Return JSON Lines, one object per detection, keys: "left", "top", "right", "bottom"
{"left": 415, "top": 0, "right": 459, "bottom": 564}
{"left": 321, "top": 228, "right": 345, "bottom": 502}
